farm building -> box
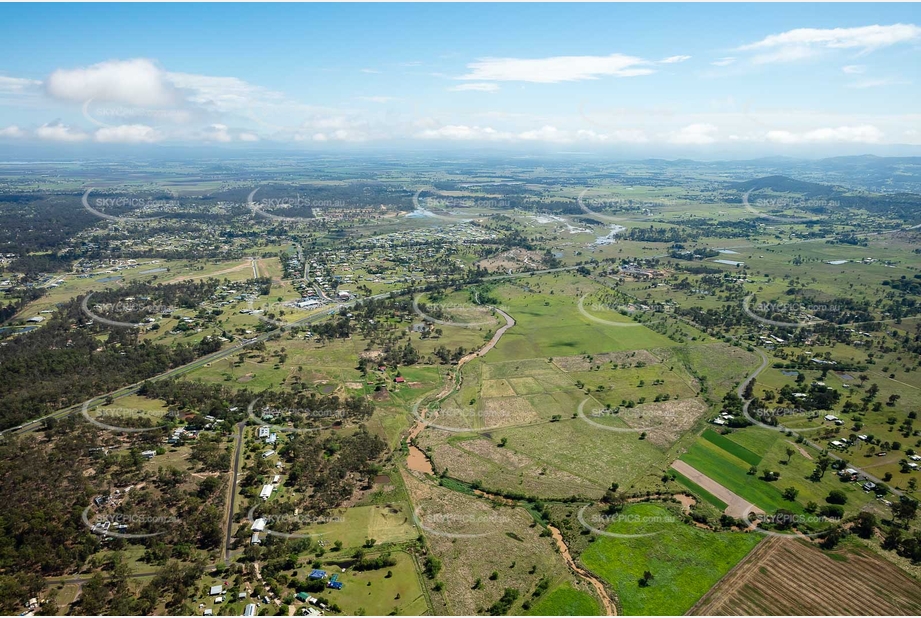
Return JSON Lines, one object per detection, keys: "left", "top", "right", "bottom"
{"left": 252, "top": 517, "right": 266, "bottom": 532}
{"left": 308, "top": 569, "right": 327, "bottom": 580}
{"left": 244, "top": 604, "right": 256, "bottom": 616}
{"left": 251, "top": 533, "right": 261, "bottom": 545}
{"left": 258, "top": 426, "right": 271, "bottom": 438}
{"left": 209, "top": 585, "right": 223, "bottom": 596}
{"left": 260, "top": 484, "right": 273, "bottom": 500}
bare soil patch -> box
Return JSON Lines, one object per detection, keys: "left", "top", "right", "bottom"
{"left": 689, "top": 536, "right": 921, "bottom": 615}
{"left": 670, "top": 460, "right": 762, "bottom": 519}
{"left": 552, "top": 349, "right": 661, "bottom": 372}
{"left": 619, "top": 398, "right": 708, "bottom": 447}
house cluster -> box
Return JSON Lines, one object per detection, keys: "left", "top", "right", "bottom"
{"left": 710, "top": 411, "right": 736, "bottom": 426}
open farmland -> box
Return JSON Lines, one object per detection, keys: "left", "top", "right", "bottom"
{"left": 690, "top": 536, "right": 921, "bottom": 616}
{"left": 580, "top": 503, "right": 762, "bottom": 615}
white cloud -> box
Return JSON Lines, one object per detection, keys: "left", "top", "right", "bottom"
{"left": 166, "top": 71, "right": 283, "bottom": 114}
{"left": 518, "top": 125, "right": 568, "bottom": 142}
{"left": 0, "top": 76, "right": 42, "bottom": 94}
{"left": 659, "top": 55, "right": 691, "bottom": 64}
{"left": 842, "top": 64, "right": 866, "bottom": 74}
{"left": 239, "top": 132, "right": 259, "bottom": 142}
{"left": 203, "top": 123, "right": 232, "bottom": 143}
{"left": 458, "top": 53, "right": 657, "bottom": 83}
{"left": 94, "top": 124, "right": 162, "bottom": 144}
{"left": 740, "top": 24, "right": 921, "bottom": 63}
{"left": 711, "top": 57, "right": 736, "bottom": 67}
{"left": 766, "top": 125, "right": 883, "bottom": 144}
{"left": 448, "top": 83, "right": 500, "bottom": 92}
{"left": 358, "top": 96, "right": 397, "bottom": 103}
{"left": 848, "top": 77, "right": 910, "bottom": 89}
{"left": 415, "top": 124, "right": 649, "bottom": 145}
{"left": 416, "top": 125, "right": 512, "bottom": 141}
{"left": 360, "top": 68, "right": 382, "bottom": 74}
{"left": 0, "top": 125, "right": 26, "bottom": 138}
{"left": 46, "top": 58, "right": 178, "bottom": 106}
{"left": 36, "top": 122, "right": 88, "bottom": 142}
{"left": 669, "top": 123, "right": 719, "bottom": 145}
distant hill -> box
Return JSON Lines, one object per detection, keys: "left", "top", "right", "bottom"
{"left": 730, "top": 175, "right": 841, "bottom": 198}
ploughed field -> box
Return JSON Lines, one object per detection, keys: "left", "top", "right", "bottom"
{"left": 689, "top": 536, "right": 921, "bottom": 616}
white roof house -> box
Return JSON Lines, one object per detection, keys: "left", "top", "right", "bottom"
{"left": 209, "top": 585, "right": 223, "bottom": 595}
{"left": 260, "top": 484, "right": 273, "bottom": 500}
{"left": 252, "top": 517, "right": 266, "bottom": 532}
{"left": 258, "top": 426, "right": 271, "bottom": 438}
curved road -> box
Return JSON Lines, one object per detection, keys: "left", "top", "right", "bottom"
{"left": 738, "top": 348, "right": 902, "bottom": 498}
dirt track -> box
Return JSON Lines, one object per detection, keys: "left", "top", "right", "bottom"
{"left": 670, "top": 460, "right": 763, "bottom": 519}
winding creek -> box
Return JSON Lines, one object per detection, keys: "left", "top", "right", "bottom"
{"left": 403, "top": 306, "right": 619, "bottom": 615}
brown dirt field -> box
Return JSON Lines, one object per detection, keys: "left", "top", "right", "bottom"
{"left": 481, "top": 379, "right": 517, "bottom": 398}
{"left": 475, "top": 248, "right": 546, "bottom": 273}
{"left": 400, "top": 468, "right": 578, "bottom": 616}
{"left": 481, "top": 396, "right": 540, "bottom": 427}
{"left": 618, "top": 398, "right": 708, "bottom": 447}
{"left": 425, "top": 439, "right": 599, "bottom": 499}
{"left": 787, "top": 440, "right": 813, "bottom": 460}
{"left": 552, "top": 349, "right": 661, "bottom": 372}
{"left": 689, "top": 536, "right": 921, "bottom": 616}
{"left": 165, "top": 260, "right": 252, "bottom": 283}
{"left": 670, "top": 460, "right": 762, "bottom": 519}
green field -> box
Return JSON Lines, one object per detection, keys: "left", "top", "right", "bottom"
{"left": 581, "top": 503, "right": 761, "bottom": 616}
{"left": 525, "top": 582, "right": 602, "bottom": 616}
{"left": 670, "top": 469, "right": 729, "bottom": 511}
{"left": 701, "top": 429, "right": 762, "bottom": 466}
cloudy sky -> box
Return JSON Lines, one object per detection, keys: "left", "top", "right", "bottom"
{"left": 0, "top": 3, "right": 919, "bottom": 157}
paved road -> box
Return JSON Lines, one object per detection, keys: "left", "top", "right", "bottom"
{"left": 3, "top": 266, "right": 584, "bottom": 438}
{"left": 739, "top": 349, "right": 903, "bottom": 498}
{"left": 223, "top": 421, "right": 246, "bottom": 562}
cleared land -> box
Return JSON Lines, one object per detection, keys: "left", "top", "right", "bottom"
{"left": 670, "top": 460, "right": 761, "bottom": 519}
{"left": 580, "top": 503, "right": 761, "bottom": 616}
{"left": 690, "top": 537, "right": 921, "bottom": 616}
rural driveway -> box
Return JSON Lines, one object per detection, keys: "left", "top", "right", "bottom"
{"left": 670, "top": 460, "right": 763, "bottom": 519}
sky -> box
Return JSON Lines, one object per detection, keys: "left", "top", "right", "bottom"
{"left": 0, "top": 2, "right": 919, "bottom": 158}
